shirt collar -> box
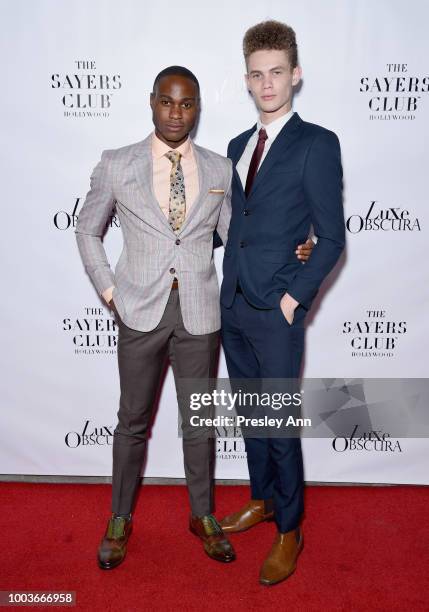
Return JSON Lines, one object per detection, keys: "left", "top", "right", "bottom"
{"left": 257, "top": 109, "right": 294, "bottom": 141}
{"left": 151, "top": 131, "right": 193, "bottom": 159}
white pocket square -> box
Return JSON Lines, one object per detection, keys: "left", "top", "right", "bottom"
{"left": 208, "top": 188, "right": 225, "bottom": 194}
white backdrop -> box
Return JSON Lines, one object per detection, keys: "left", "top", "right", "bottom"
{"left": 1, "top": 0, "right": 428, "bottom": 483}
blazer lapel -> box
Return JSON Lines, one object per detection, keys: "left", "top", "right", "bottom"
{"left": 132, "top": 135, "right": 175, "bottom": 234}
{"left": 248, "top": 113, "right": 303, "bottom": 199}
{"left": 176, "top": 143, "right": 211, "bottom": 235}
{"left": 230, "top": 126, "right": 256, "bottom": 203}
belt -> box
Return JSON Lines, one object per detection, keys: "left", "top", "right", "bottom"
{"left": 171, "top": 278, "right": 179, "bottom": 290}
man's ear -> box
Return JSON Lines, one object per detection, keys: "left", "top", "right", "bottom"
{"left": 244, "top": 73, "right": 250, "bottom": 92}
{"left": 149, "top": 92, "right": 155, "bottom": 110}
{"left": 292, "top": 66, "right": 302, "bottom": 87}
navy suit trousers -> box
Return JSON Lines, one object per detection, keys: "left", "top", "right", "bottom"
{"left": 221, "top": 292, "right": 305, "bottom": 533}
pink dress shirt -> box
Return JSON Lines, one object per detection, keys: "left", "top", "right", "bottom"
{"left": 102, "top": 132, "right": 199, "bottom": 303}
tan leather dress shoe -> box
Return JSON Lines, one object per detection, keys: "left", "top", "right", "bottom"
{"left": 189, "top": 514, "right": 236, "bottom": 562}
{"left": 259, "top": 527, "right": 303, "bottom": 586}
{"left": 98, "top": 514, "right": 133, "bottom": 570}
{"left": 220, "top": 499, "right": 274, "bottom": 533}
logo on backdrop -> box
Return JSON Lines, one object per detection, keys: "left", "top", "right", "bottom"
{"left": 215, "top": 425, "right": 246, "bottom": 460}
{"left": 63, "top": 307, "right": 118, "bottom": 355}
{"left": 51, "top": 60, "right": 122, "bottom": 118}
{"left": 342, "top": 310, "right": 407, "bottom": 358}
{"left": 332, "top": 424, "right": 402, "bottom": 453}
{"left": 65, "top": 419, "right": 114, "bottom": 448}
{"left": 53, "top": 198, "right": 120, "bottom": 231}
{"left": 360, "top": 63, "right": 429, "bottom": 120}
{"left": 346, "top": 201, "right": 421, "bottom": 234}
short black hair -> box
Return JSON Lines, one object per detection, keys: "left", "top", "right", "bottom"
{"left": 152, "top": 65, "right": 200, "bottom": 95}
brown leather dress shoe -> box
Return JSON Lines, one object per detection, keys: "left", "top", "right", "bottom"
{"left": 97, "top": 514, "right": 133, "bottom": 570}
{"left": 259, "top": 527, "right": 303, "bottom": 586}
{"left": 220, "top": 499, "right": 274, "bottom": 533}
{"left": 189, "top": 514, "right": 236, "bottom": 562}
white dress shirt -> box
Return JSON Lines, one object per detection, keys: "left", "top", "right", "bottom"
{"left": 236, "top": 110, "right": 294, "bottom": 189}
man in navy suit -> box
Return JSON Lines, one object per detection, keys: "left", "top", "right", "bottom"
{"left": 220, "top": 21, "right": 345, "bottom": 585}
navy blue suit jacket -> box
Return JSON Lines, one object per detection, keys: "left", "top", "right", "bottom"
{"left": 220, "top": 112, "right": 345, "bottom": 312}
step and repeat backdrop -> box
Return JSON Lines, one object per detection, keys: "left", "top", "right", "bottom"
{"left": 1, "top": 0, "right": 428, "bottom": 483}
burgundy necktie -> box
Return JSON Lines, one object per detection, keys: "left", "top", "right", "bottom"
{"left": 244, "top": 127, "right": 268, "bottom": 197}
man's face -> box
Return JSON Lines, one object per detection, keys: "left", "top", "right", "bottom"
{"left": 150, "top": 75, "right": 199, "bottom": 148}
{"left": 245, "top": 49, "right": 301, "bottom": 122}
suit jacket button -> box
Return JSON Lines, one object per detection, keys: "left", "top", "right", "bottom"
{"left": 243, "top": 209, "right": 250, "bottom": 216}
{"left": 175, "top": 239, "right": 181, "bottom": 245}
{"left": 240, "top": 241, "right": 246, "bottom": 248}
{"left": 169, "top": 267, "right": 176, "bottom": 274}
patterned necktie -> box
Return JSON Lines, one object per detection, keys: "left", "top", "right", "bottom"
{"left": 244, "top": 127, "right": 268, "bottom": 197}
{"left": 165, "top": 150, "right": 186, "bottom": 232}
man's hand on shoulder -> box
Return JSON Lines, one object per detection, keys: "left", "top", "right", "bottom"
{"left": 295, "top": 238, "right": 314, "bottom": 262}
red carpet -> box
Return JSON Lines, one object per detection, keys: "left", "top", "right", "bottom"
{"left": 1, "top": 483, "right": 429, "bottom": 611}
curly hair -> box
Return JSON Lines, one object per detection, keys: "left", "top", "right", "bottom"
{"left": 243, "top": 20, "right": 298, "bottom": 68}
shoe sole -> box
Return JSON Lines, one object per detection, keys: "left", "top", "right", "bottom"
{"left": 221, "top": 515, "right": 274, "bottom": 534}
{"left": 189, "top": 526, "right": 236, "bottom": 563}
{"left": 203, "top": 548, "right": 236, "bottom": 563}
{"left": 259, "top": 535, "right": 304, "bottom": 586}
{"left": 98, "top": 556, "right": 126, "bottom": 570}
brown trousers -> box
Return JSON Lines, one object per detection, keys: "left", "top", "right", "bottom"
{"left": 111, "top": 288, "right": 219, "bottom": 517}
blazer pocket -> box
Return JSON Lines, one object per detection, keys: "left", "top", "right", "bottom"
{"left": 270, "top": 168, "right": 299, "bottom": 174}
{"left": 269, "top": 169, "right": 301, "bottom": 186}
{"left": 260, "top": 249, "right": 294, "bottom": 263}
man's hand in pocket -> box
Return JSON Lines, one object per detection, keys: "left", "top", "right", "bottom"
{"left": 280, "top": 293, "right": 299, "bottom": 325}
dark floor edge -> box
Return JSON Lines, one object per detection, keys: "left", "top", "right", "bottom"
{"left": 0, "top": 475, "right": 426, "bottom": 486}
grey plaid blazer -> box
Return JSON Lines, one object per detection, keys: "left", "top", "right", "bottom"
{"left": 75, "top": 134, "right": 232, "bottom": 334}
